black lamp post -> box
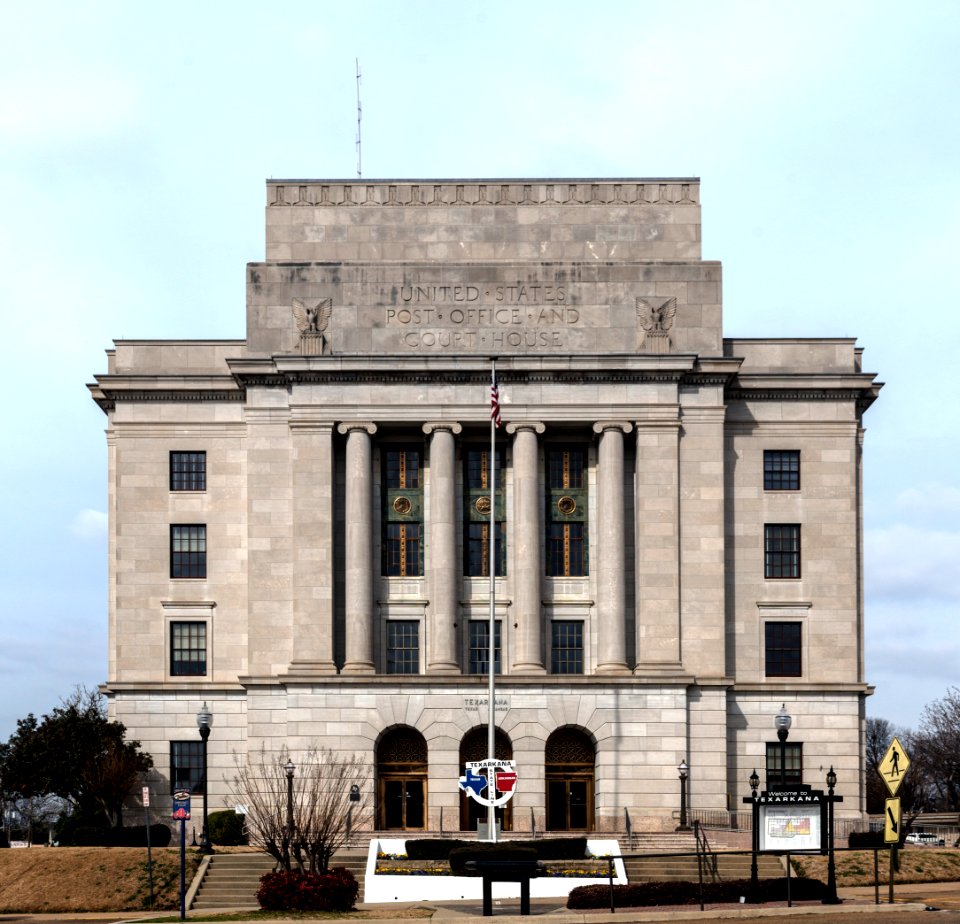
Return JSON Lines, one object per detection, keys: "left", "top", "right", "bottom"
{"left": 285, "top": 758, "right": 295, "bottom": 854}
{"left": 196, "top": 702, "right": 213, "bottom": 854}
{"left": 774, "top": 704, "right": 792, "bottom": 789}
{"left": 749, "top": 768, "right": 760, "bottom": 899}
{"left": 677, "top": 760, "right": 690, "bottom": 831}
{"left": 823, "top": 766, "right": 841, "bottom": 904}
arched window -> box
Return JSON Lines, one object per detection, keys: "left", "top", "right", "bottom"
{"left": 459, "top": 726, "right": 513, "bottom": 832}
{"left": 376, "top": 726, "right": 427, "bottom": 830}
{"left": 545, "top": 727, "right": 595, "bottom": 831}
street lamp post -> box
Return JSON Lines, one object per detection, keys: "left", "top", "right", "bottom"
{"left": 285, "top": 758, "right": 295, "bottom": 860}
{"left": 748, "top": 768, "right": 761, "bottom": 900}
{"left": 677, "top": 760, "right": 690, "bottom": 831}
{"left": 823, "top": 766, "right": 841, "bottom": 904}
{"left": 774, "top": 704, "right": 792, "bottom": 789}
{"left": 196, "top": 703, "right": 214, "bottom": 854}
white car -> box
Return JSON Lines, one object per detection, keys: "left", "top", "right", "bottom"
{"left": 905, "top": 832, "right": 945, "bottom": 846}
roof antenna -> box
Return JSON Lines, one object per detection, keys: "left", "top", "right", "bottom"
{"left": 355, "top": 59, "right": 362, "bottom": 179}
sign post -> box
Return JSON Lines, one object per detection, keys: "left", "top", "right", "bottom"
{"left": 143, "top": 786, "right": 154, "bottom": 907}
{"left": 172, "top": 790, "right": 191, "bottom": 920}
{"left": 879, "top": 737, "right": 911, "bottom": 904}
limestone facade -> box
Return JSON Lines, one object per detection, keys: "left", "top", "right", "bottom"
{"left": 90, "top": 178, "right": 881, "bottom": 833}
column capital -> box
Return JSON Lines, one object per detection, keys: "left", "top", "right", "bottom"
{"left": 506, "top": 421, "right": 545, "bottom": 435}
{"left": 422, "top": 421, "right": 463, "bottom": 435}
{"left": 593, "top": 420, "right": 633, "bottom": 435}
{"left": 337, "top": 421, "right": 378, "bottom": 436}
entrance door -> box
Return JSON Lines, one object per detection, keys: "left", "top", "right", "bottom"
{"left": 459, "top": 726, "right": 513, "bottom": 832}
{"left": 382, "top": 777, "right": 425, "bottom": 829}
{"left": 545, "top": 727, "right": 595, "bottom": 832}
{"left": 546, "top": 778, "right": 592, "bottom": 830}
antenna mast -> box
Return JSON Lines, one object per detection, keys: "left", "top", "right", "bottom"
{"left": 355, "top": 59, "right": 362, "bottom": 179}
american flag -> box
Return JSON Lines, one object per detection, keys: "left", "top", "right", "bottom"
{"left": 490, "top": 381, "right": 502, "bottom": 427}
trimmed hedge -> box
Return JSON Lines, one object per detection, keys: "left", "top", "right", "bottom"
{"left": 207, "top": 809, "right": 246, "bottom": 846}
{"left": 257, "top": 868, "right": 359, "bottom": 912}
{"left": 449, "top": 845, "right": 538, "bottom": 875}
{"left": 66, "top": 823, "right": 172, "bottom": 847}
{"left": 405, "top": 837, "right": 587, "bottom": 862}
{"left": 567, "top": 877, "right": 828, "bottom": 909}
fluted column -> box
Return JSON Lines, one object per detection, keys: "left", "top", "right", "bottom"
{"left": 506, "top": 421, "right": 546, "bottom": 673}
{"left": 338, "top": 422, "right": 377, "bottom": 673}
{"left": 423, "top": 421, "right": 462, "bottom": 673}
{"left": 593, "top": 421, "right": 632, "bottom": 674}
{"left": 634, "top": 408, "right": 682, "bottom": 672}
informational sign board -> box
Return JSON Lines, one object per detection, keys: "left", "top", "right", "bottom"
{"left": 758, "top": 803, "right": 823, "bottom": 852}
{"left": 879, "top": 737, "right": 910, "bottom": 797}
{"left": 884, "top": 797, "right": 901, "bottom": 844}
{"left": 171, "top": 790, "right": 191, "bottom": 820}
{"left": 458, "top": 759, "right": 518, "bottom": 808}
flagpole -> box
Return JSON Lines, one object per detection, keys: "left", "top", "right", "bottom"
{"left": 487, "top": 359, "right": 498, "bottom": 843}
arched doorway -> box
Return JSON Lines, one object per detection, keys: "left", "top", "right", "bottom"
{"left": 459, "top": 726, "right": 513, "bottom": 832}
{"left": 545, "top": 727, "right": 595, "bottom": 831}
{"left": 377, "top": 726, "right": 427, "bottom": 830}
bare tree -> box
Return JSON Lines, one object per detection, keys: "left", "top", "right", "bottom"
{"left": 232, "top": 744, "right": 371, "bottom": 873}
{"left": 909, "top": 687, "right": 960, "bottom": 812}
{"left": 866, "top": 717, "right": 895, "bottom": 814}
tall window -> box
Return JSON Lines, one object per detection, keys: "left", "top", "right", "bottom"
{"left": 386, "top": 621, "right": 420, "bottom": 674}
{"left": 382, "top": 448, "right": 423, "bottom": 576}
{"left": 170, "top": 451, "right": 206, "bottom": 491}
{"left": 171, "top": 622, "right": 207, "bottom": 676}
{"left": 546, "top": 448, "right": 588, "bottom": 576}
{"left": 764, "top": 524, "right": 800, "bottom": 579}
{"left": 551, "top": 621, "right": 584, "bottom": 674}
{"left": 766, "top": 743, "right": 803, "bottom": 788}
{"left": 469, "top": 620, "right": 501, "bottom": 675}
{"left": 765, "top": 622, "right": 801, "bottom": 677}
{"left": 170, "top": 525, "right": 206, "bottom": 578}
{"left": 764, "top": 450, "right": 800, "bottom": 491}
{"left": 170, "top": 741, "right": 203, "bottom": 794}
{"left": 464, "top": 448, "right": 505, "bottom": 576}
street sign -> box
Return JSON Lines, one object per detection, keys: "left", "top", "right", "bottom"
{"left": 879, "top": 736, "right": 910, "bottom": 796}
{"left": 884, "top": 797, "right": 901, "bottom": 844}
{"left": 142, "top": 785, "right": 150, "bottom": 807}
{"left": 172, "top": 790, "right": 191, "bottom": 820}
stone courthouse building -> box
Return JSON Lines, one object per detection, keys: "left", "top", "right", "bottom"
{"left": 90, "top": 178, "right": 881, "bottom": 833}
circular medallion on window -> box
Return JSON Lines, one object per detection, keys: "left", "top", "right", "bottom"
{"left": 475, "top": 496, "right": 491, "bottom": 515}
{"left": 557, "top": 496, "right": 577, "bottom": 515}
{"left": 393, "top": 496, "right": 412, "bottom": 515}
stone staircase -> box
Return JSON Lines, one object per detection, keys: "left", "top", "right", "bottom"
{"left": 622, "top": 851, "right": 784, "bottom": 883}
{"left": 189, "top": 849, "right": 368, "bottom": 910}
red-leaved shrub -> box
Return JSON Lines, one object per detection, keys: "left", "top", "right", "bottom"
{"left": 257, "top": 868, "right": 359, "bottom": 911}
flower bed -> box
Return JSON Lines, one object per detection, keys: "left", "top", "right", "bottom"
{"left": 374, "top": 858, "right": 611, "bottom": 878}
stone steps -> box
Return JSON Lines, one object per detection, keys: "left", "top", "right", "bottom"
{"left": 623, "top": 852, "right": 784, "bottom": 883}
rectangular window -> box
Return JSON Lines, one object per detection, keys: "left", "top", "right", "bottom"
{"left": 386, "top": 621, "right": 419, "bottom": 674}
{"left": 170, "top": 451, "right": 206, "bottom": 491}
{"left": 469, "top": 620, "right": 501, "bottom": 675}
{"left": 765, "top": 622, "right": 801, "bottom": 677}
{"left": 764, "top": 450, "right": 800, "bottom": 491}
{"left": 545, "top": 448, "right": 588, "bottom": 577}
{"left": 551, "top": 621, "right": 584, "bottom": 674}
{"left": 171, "top": 621, "right": 207, "bottom": 676}
{"left": 764, "top": 524, "right": 800, "bottom": 579}
{"left": 382, "top": 448, "right": 424, "bottom": 576}
{"left": 464, "top": 449, "right": 506, "bottom": 576}
{"left": 170, "top": 741, "right": 204, "bottom": 794}
{"left": 171, "top": 525, "right": 206, "bottom": 578}
{"left": 765, "top": 742, "right": 803, "bottom": 788}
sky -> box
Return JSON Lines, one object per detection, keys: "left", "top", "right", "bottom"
{"left": 1, "top": 0, "right": 958, "bottom": 741}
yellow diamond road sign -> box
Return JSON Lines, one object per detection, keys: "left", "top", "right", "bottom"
{"left": 879, "top": 736, "right": 910, "bottom": 796}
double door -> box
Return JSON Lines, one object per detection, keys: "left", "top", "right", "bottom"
{"left": 546, "top": 778, "right": 593, "bottom": 831}
{"left": 380, "top": 776, "right": 425, "bottom": 830}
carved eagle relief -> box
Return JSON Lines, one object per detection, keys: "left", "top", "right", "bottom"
{"left": 636, "top": 296, "right": 677, "bottom": 353}
{"left": 292, "top": 297, "right": 333, "bottom": 355}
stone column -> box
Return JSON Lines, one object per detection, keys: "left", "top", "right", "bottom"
{"left": 338, "top": 422, "right": 377, "bottom": 673}
{"left": 506, "top": 422, "right": 546, "bottom": 673}
{"left": 634, "top": 408, "right": 682, "bottom": 672}
{"left": 593, "top": 421, "right": 633, "bottom": 674}
{"left": 423, "top": 422, "right": 462, "bottom": 673}
{"left": 289, "top": 421, "right": 336, "bottom": 673}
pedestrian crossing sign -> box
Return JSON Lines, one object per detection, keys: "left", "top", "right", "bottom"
{"left": 878, "top": 736, "right": 910, "bottom": 796}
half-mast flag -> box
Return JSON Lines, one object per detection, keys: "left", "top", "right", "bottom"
{"left": 490, "top": 381, "right": 502, "bottom": 427}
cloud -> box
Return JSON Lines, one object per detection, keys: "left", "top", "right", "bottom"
{"left": 892, "top": 483, "right": 960, "bottom": 524}
{"left": 69, "top": 509, "right": 108, "bottom": 541}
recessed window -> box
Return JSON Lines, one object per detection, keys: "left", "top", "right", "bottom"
{"left": 766, "top": 742, "right": 803, "bottom": 788}
{"left": 764, "top": 524, "right": 800, "bottom": 579}
{"left": 469, "top": 620, "right": 501, "bottom": 675}
{"left": 170, "top": 452, "right": 206, "bottom": 492}
{"left": 764, "top": 450, "right": 800, "bottom": 491}
{"left": 464, "top": 448, "right": 506, "bottom": 577}
{"left": 765, "top": 622, "right": 801, "bottom": 677}
{"left": 546, "top": 448, "right": 588, "bottom": 577}
{"left": 171, "top": 621, "right": 207, "bottom": 676}
{"left": 551, "top": 621, "right": 584, "bottom": 674}
{"left": 382, "top": 448, "right": 423, "bottom": 577}
{"left": 171, "top": 525, "right": 207, "bottom": 579}
{"left": 170, "top": 741, "right": 204, "bottom": 794}
{"left": 386, "top": 620, "right": 419, "bottom": 674}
